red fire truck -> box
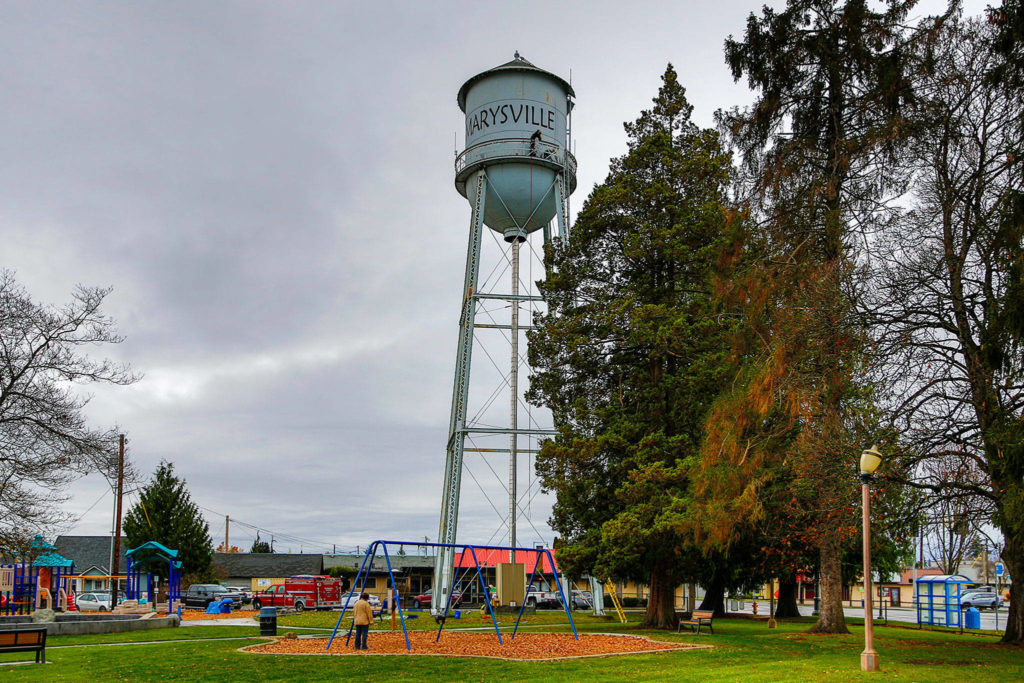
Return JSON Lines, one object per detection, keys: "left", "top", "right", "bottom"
{"left": 251, "top": 575, "right": 344, "bottom": 611}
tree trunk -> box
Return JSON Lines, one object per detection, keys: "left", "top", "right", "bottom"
{"left": 1001, "top": 533, "right": 1024, "bottom": 644}
{"left": 688, "top": 583, "right": 697, "bottom": 614}
{"left": 775, "top": 573, "right": 801, "bottom": 619}
{"left": 808, "top": 537, "right": 849, "bottom": 634}
{"left": 698, "top": 576, "right": 726, "bottom": 617}
{"left": 640, "top": 569, "right": 678, "bottom": 629}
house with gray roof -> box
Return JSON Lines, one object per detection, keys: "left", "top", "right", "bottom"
{"left": 212, "top": 552, "right": 323, "bottom": 590}
{"left": 53, "top": 535, "right": 128, "bottom": 594}
{"left": 324, "top": 552, "right": 437, "bottom": 598}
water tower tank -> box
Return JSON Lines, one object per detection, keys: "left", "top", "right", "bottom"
{"left": 456, "top": 53, "right": 577, "bottom": 242}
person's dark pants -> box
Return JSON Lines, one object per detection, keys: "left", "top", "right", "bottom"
{"left": 355, "top": 624, "right": 369, "bottom": 650}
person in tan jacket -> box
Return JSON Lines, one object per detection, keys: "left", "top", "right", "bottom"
{"left": 353, "top": 592, "right": 374, "bottom": 650}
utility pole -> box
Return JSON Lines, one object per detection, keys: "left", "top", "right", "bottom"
{"left": 225, "top": 515, "right": 230, "bottom": 551}
{"left": 110, "top": 434, "right": 126, "bottom": 606}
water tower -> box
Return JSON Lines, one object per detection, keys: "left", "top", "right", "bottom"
{"left": 433, "top": 53, "right": 576, "bottom": 613}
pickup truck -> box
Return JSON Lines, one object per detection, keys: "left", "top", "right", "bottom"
{"left": 525, "top": 584, "right": 563, "bottom": 608}
{"left": 183, "top": 584, "right": 248, "bottom": 609}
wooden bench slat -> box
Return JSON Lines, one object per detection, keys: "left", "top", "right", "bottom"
{"left": 0, "top": 627, "right": 47, "bottom": 664}
{"left": 677, "top": 610, "right": 715, "bottom": 635}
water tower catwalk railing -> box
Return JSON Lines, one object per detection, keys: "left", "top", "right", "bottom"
{"left": 455, "top": 138, "right": 577, "bottom": 177}
{"left": 325, "top": 540, "right": 577, "bottom": 652}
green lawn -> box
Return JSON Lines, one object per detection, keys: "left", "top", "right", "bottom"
{"left": 1, "top": 615, "right": 1020, "bottom": 681}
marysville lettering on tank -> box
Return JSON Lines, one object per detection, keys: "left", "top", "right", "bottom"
{"left": 466, "top": 103, "right": 557, "bottom": 137}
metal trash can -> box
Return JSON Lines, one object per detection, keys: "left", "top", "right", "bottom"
{"left": 259, "top": 606, "right": 278, "bottom": 636}
{"left": 964, "top": 607, "right": 980, "bottom": 630}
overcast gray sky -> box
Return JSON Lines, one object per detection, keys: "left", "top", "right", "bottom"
{"left": 2, "top": 0, "right": 985, "bottom": 555}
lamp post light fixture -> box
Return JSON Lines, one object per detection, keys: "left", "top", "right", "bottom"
{"left": 859, "top": 445, "right": 883, "bottom": 672}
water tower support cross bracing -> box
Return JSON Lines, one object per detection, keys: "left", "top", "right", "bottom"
{"left": 434, "top": 55, "right": 576, "bottom": 616}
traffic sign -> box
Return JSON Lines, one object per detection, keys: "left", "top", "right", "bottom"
{"left": 996, "top": 563, "right": 1004, "bottom": 576}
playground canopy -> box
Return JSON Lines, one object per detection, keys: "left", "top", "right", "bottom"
{"left": 29, "top": 535, "right": 73, "bottom": 569}
{"left": 125, "top": 541, "right": 182, "bottom": 614}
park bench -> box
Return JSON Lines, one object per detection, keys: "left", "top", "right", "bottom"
{"left": 0, "top": 627, "right": 47, "bottom": 663}
{"left": 677, "top": 610, "right": 715, "bottom": 635}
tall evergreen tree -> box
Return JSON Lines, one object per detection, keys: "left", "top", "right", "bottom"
{"left": 527, "top": 66, "right": 736, "bottom": 629}
{"left": 699, "top": 0, "right": 937, "bottom": 634}
{"left": 124, "top": 461, "right": 213, "bottom": 580}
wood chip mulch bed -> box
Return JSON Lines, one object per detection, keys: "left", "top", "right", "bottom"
{"left": 245, "top": 632, "right": 707, "bottom": 661}
{"left": 179, "top": 609, "right": 256, "bottom": 621}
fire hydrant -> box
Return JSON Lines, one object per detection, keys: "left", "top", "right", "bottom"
{"left": 752, "top": 600, "right": 758, "bottom": 615}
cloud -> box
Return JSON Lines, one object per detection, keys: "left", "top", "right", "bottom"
{"left": 5, "top": 0, "right": 990, "bottom": 553}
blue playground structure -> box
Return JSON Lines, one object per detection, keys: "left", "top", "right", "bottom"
{"left": 125, "top": 541, "right": 182, "bottom": 614}
{"left": 326, "top": 541, "right": 577, "bottom": 651}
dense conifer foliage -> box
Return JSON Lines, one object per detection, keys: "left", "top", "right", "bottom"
{"left": 124, "top": 461, "right": 214, "bottom": 581}
{"left": 527, "top": 66, "right": 737, "bottom": 629}
{"left": 694, "top": 0, "right": 935, "bottom": 634}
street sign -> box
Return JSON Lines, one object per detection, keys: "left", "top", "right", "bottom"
{"left": 996, "top": 563, "right": 1004, "bottom": 577}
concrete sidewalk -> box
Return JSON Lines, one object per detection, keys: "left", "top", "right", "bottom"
{"left": 181, "top": 618, "right": 258, "bottom": 627}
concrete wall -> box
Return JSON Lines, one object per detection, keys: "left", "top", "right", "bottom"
{"left": 0, "top": 614, "right": 179, "bottom": 635}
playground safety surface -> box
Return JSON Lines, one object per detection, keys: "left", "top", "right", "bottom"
{"left": 246, "top": 632, "right": 707, "bottom": 660}
{"left": 179, "top": 609, "right": 256, "bottom": 621}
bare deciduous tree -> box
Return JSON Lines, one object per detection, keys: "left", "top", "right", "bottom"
{"left": 918, "top": 456, "right": 992, "bottom": 575}
{"left": 865, "top": 17, "right": 1024, "bottom": 642}
{"left": 0, "top": 270, "right": 137, "bottom": 553}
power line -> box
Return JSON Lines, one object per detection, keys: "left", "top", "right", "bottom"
{"left": 196, "top": 504, "right": 352, "bottom": 553}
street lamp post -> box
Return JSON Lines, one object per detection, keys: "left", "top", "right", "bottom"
{"left": 860, "top": 445, "right": 883, "bottom": 672}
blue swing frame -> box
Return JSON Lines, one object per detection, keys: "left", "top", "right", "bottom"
{"left": 326, "top": 540, "right": 578, "bottom": 651}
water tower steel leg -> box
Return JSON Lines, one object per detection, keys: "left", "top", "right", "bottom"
{"left": 509, "top": 237, "right": 520, "bottom": 565}
{"left": 434, "top": 170, "right": 487, "bottom": 615}
{"left": 553, "top": 173, "right": 569, "bottom": 244}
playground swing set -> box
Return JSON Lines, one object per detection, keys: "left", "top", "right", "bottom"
{"left": 326, "top": 540, "right": 579, "bottom": 651}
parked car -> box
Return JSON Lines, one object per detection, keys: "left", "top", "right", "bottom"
{"left": 340, "top": 591, "right": 382, "bottom": 610}
{"left": 526, "top": 584, "right": 561, "bottom": 608}
{"left": 569, "top": 590, "right": 594, "bottom": 609}
{"left": 549, "top": 588, "right": 592, "bottom": 610}
{"left": 76, "top": 592, "right": 113, "bottom": 612}
{"left": 225, "top": 587, "right": 253, "bottom": 605}
{"left": 411, "top": 588, "right": 461, "bottom": 608}
{"left": 960, "top": 592, "right": 1001, "bottom": 609}
{"left": 183, "top": 584, "right": 248, "bottom": 609}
